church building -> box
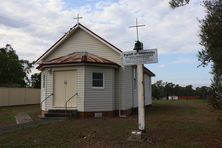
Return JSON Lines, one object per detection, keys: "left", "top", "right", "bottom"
{"left": 36, "top": 23, "right": 155, "bottom": 118}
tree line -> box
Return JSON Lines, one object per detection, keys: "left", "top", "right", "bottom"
{"left": 152, "top": 80, "right": 210, "bottom": 100}
{"left": 0, "top": 44, "right": 40, "bottom": 88}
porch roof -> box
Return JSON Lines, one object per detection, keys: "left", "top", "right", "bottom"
{"left": 37, "top": 52, "right": 120, "bottom": 70}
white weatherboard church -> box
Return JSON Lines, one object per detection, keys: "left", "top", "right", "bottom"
{"left": 36, "top": 23, "right": 155, "bottom": 118}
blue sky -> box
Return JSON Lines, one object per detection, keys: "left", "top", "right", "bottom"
{"left": 147, "top": 53, "right": 212, "bottom": 87}
{"left": 0, "top": 0, "right": 211, "bottom": 87}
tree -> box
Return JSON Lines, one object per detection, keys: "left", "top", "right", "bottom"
{"left": 152, "top": 80, "right": 166, "bottom": 99}
{"left": 165, "top": 82, "right": 176, "bottom": 98}
{"left": 199, "top": 0, "right": 222, "bottom": 109}
{"left": 198, "top": 1, "right": 222, "bottom": 72}
{"left": 210, "top": 68, "right": 222, "bottom": 109}
{"left": 0, "top": 44, "right": 33, "bottom": 87}
{"left": 196, "top": 86, "right": 210, "bottom": 99}
{"left": 31, "top": 73, "right": 41, "bottom": 88}
{"left": 152, "top": 80, "right": 204, "bottom": 99}
{"left": 184, "top": 85, "right": 195, "bottom": 96}
{"left": 169, "top": 0, "right": 222, "bottom": 109}
{"left": 169, "top": 0, "right": 190, "bottom": 8}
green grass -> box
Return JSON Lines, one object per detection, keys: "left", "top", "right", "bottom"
{"left": 0, "top": 105, "right": 40, "bottom": 125}
{"left": 0, "top": 100, "right": 221, "bottom": 147}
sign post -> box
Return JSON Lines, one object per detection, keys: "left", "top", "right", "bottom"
{"left": 123, "top": 49, "right": 158, "bottom": 132}
{"left": 123, "top": 49, "right": 158, "bottom": 66}
{"left": 125, "top": 18, "right": 158, "bottom": 141}
{"left": 123, "top": 49, "right": 158, "bottom": 131}
{"left": 137, "top": 63, "right": 145, "bottom": 131}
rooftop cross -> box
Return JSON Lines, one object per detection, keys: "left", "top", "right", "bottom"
{"left": 129, "top": 18, "right": 145, "bottom": 41}
{"left": 74, "top": 13, "right": 83, "bottom": 24}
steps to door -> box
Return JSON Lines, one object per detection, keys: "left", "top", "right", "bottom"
{"left": 44, "top": 110, "right": 78, "bottom": 118}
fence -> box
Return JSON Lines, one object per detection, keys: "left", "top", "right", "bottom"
{"left": 0, "top": 87, "right": 40, "bottom": 107}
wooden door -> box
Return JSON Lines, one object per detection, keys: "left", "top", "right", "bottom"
{"left": 65, "top": 71, "right": 77, "bottom": 108}
{"left": 54, "top": 71, "right": 76, "bottom": 108}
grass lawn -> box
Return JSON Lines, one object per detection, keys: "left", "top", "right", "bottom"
{"left": 0, "top": 100, "right": 221, "bottom": 147}
{"left": 0, "top": 105, "right": 40, "bottom": 126}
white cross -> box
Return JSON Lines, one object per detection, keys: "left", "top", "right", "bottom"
{"left": 129, "top": 18, "right": 145, "bottom": 41}
{"left": 74, "top": 13, "right": 83, "bottom": 24}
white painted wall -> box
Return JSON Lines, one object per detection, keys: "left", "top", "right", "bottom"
{"left": 41, "top": 71, "right": 46, "bottom": 111}
{"left": 44, "top": 29, "right": 122, "bottom": 66}
{"left": 84, "top": 66, "right": 115, "bottom": 111}
{"left": 144, "top": 74, "right": 152, "bottom": 105}
{"left": 40, "top": 65, "right": 152, "bottom": 112}
{"left": 41, "top": 66, "right": 85, "bottom": 111}
{"left": 120, "top": 66, "right": 134, "bottom": 110}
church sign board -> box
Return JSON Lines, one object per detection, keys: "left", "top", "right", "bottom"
{"left": 123, "top": 49, "right": 158, "bottom": 65}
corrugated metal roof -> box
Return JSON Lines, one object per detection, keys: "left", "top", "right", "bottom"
{"left": 37, "top": 52, "right": 119, "bottom": 70}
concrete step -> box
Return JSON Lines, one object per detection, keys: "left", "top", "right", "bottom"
{"left": 45, "top": 110, "right": 78, "bottom": 118}
{"left": 48, "top": 109, "right": 77, "bottom": 113}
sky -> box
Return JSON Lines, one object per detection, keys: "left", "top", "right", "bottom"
{"left": 0, "top": 0, "right": 212, "bottom": 87}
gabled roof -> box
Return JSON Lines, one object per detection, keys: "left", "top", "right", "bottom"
{"left": 35, "top": 23, "right": 122, "bottom": 64}
{"left": 144, "top": 66, "right": 155, "bottom": 77}
{"left": 37, "top": 52, "right": 120, "bottom": 70}
{"left": 35, "top": 23, "right": 155, "bottom": 76}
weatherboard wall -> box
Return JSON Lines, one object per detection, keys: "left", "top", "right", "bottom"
{"left": 41, "top": 71, "right": 46, "bottom": 111}
{"left": 44, "top": 28, "right": 122, "bottom": 66}
{"left": 44, "top": 70, "right": 53, "bottom": 111}
{"left": 144, "top": 73, "right": 152, "bottom": 105}
{"left": 120, "top": 66, "right": 134, "bottom": 110}
{"left": 131, "top": 70, "right": 152, "bottom": 108}
{"left": 84, "top": 66, "right": 115, "bottom": 111}
{"left": 41, "top": 66, "right": 85, "bottom": 111}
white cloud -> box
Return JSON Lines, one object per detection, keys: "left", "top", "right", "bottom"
{"left": 172, "top": 58, "right": 196, "bottom": 64}
{"left": 159, "top": 64, "right": 166, "bottom": 68}
{"left": 0, "top": 0, "right": 204, "bottom": 62}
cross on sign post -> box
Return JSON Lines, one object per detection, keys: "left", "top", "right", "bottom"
{"left": 129, "top": 18, "right": 145, "bottom": 41}
{"left": 129, "top": 18, "right": 146, "bottom": 132}
{"left": 74, "top": 13, "right": 83, "bottom": 24}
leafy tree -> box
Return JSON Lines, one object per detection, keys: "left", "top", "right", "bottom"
{"left": 31, "top": 73, "right": 41, "bottom": 88}
{"left": 199, "top": 0, "right": 222, "bottom": 109}
{"left": 198, "top": 1, "right": 222, "bottom": 72}
{"left": 165, "top": 82, "right": 176, "bottom": 99}
{"left": 169, "top": 0, "right": 222, "bottom": 109}
{"left": 196, "top": 86, "right": 210, "bottom": 99}
{"left": 198, "top": 0, "right": 222, "bottom": 109}
{"left": 210, "top": 68, "right": 222, "bottom": 109}
{"left": 152, "top": 80, "right": 166, "bottom": 99}
{"left": 169, "top": 0, "right": 190, "bottom": 8}
{"left": 0, "top": 44, "right": 33, "bottom": 87}
{"left": 184, "top": 85, "right": 195, "bottom": 96}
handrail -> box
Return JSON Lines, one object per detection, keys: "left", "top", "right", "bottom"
{"left": 65, "top": 92, "right": 78, "bottom": 118}
{"left": 40, "top": 93, "right": 54, "bottom": 105}
{"left": 40, "top": 93, "right": 53, "bottom": 117}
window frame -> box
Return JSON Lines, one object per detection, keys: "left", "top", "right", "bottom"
{"left": 42, "top": 74, "right": 46, "bottom": 89}
{"left": 91, "top": 72, "right": 104, "bottom": 89}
